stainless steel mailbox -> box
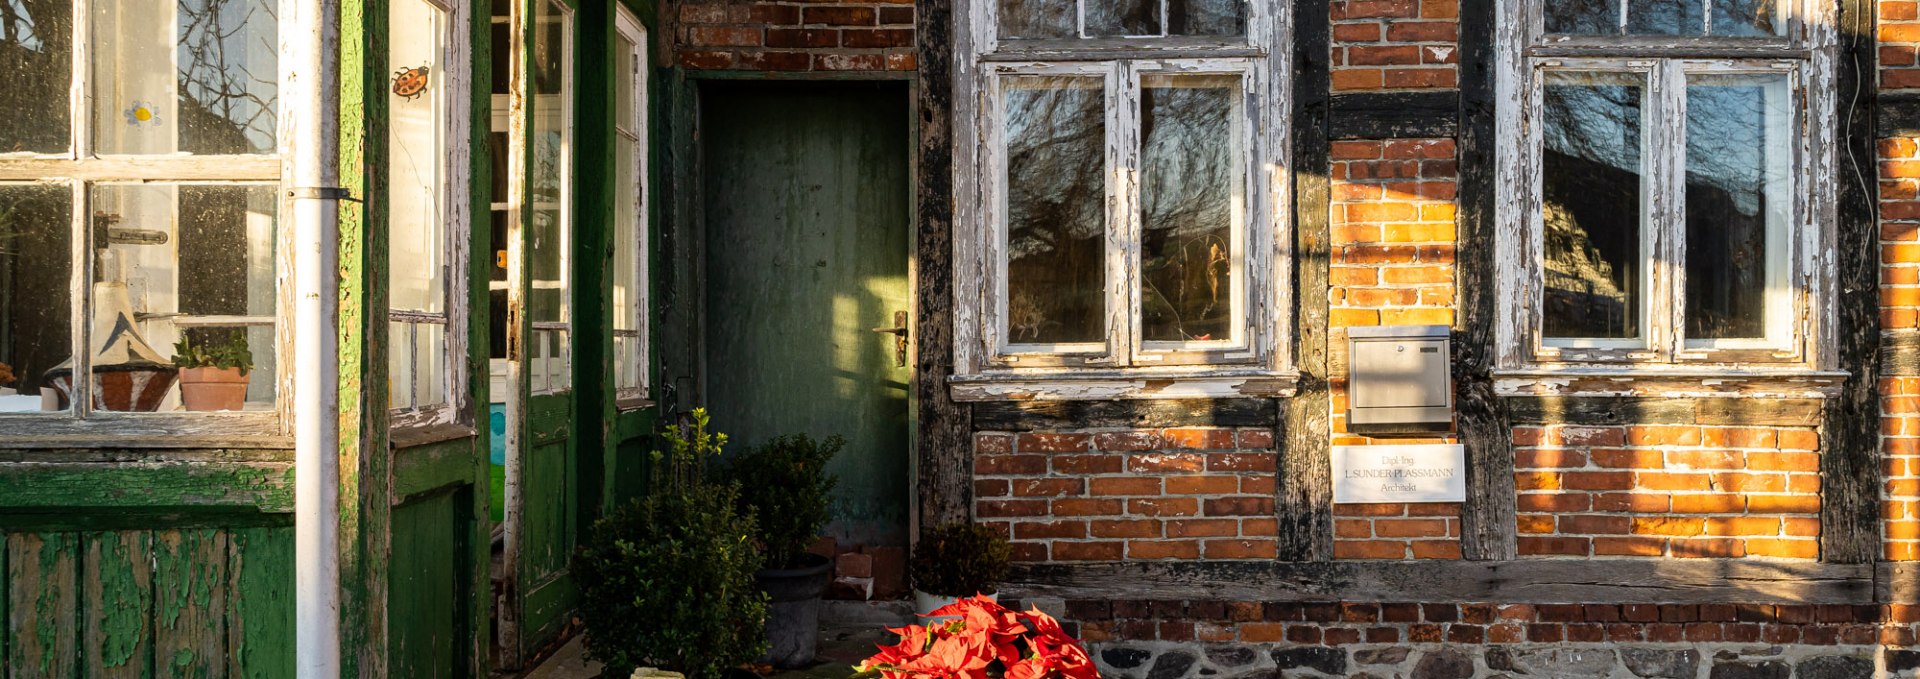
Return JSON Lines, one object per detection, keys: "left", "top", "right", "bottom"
{"left": 1347, "top": 325, "right": 1452, "bottom": 433}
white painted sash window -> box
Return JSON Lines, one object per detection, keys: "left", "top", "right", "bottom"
{"left": 0, "top": 0, "right": 291, "bottom": 436}
{"left": 611, "top": 7, "right": 649, "bottom": 409}
{"left": 521, "top": 0, "right": 571, "bottom": 396}
{"left": 389, "top": 0, "right": 472, "bottom": 427}
{"left": 952, "top": 0, "right": 1292, "bottom": 400}
{"left": 1492, "top": 0, "right": 1841, "bottom": 395}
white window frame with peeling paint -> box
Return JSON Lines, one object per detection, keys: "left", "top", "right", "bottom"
{"left": 1490, "top": 0, "right": 1846, "bottom": 398}
{"left": 388, "top": 0, "right": 474, "bottom": 431}
{"left": 611, "top": 5, "right": 650, "bottom": 410}
{"left": 949, "top": 0, "right": 1294, "bottom": 401}
{"left": 0, "top": 0, "right": 294, "bottom": 442}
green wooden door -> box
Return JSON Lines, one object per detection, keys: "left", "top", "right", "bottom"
{"left": 497, "top": 0, "right": 582, "bottom": 667}
{"left": 701, "top": 82, "right": 913, "bottom": 546}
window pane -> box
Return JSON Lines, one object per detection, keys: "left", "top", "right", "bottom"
{"left": 1086, "top": 0, "right": 1159, "bottom": 37}
{"left": 1626, "top": 0, "right": 1705, "bottom": 35}
{"left": 998, "top": 0, "right": 1073, "bottom": 39}
{"left": 1003, "top": 75, "right": 1105, "bottom": 346}
{"left": 93, "top": 0, "right": 278, "bottom": 155}
{"left": 1684, "top": 73, "right": 1789, "bottom": 341}
{"left": 389, "top": 321, "right": 444, "bottom": 409}
{"left": 94, "top": 183, "right": 278, "bottom": 410}
{"left": 0, "top": 0, "right": 73, "bottom": 153}
{"left": 389, "top": 0, "right": 447, "bottom": 315}
{"left": 0, "top": 184, "right": 72, "bottom": 413}
{"left": 612, "top": 33, "right": 639, "bottom": 335}
{"left": 1141, "top": 74, "right": 1238, "bottom": 344}
{"left": 1540, "top": 71, "right": 1645, "bottom": 341}
{"left": 1709, "top": 0, "right": 1781, "bottom": 36}
{"left": 1545, "top": 0, "right": 1618, "bottom": 34}
{"left": 529, "top": 0, "right": 569, "bottom": 386}
{"left": 1170, "top": 0, "right": 1243, "bottom": 36}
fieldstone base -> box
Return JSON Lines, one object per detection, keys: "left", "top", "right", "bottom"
{"left": 1087, "top": 642, "right": 1898, "bottom": 679}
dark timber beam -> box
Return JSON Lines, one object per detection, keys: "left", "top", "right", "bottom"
{"left": 1277, "top": 0, "right": 1334, "bottom": 562}
{"left": 1451, "top": 0, "right": 1518, "bottom": 561}
{"left": 1328, "top": 91, "right": 1460, "bottom": 140}
{"left": 1822, "top": 0, "right": 1881, "bottom": 565}
{"left": 916, "top": 0, "right": 972, "bottom": 534}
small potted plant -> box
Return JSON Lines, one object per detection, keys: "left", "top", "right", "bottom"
{"left": 171, "top": 331, "right": 253, "bottom": 411}
{"left": 717, "top": 433, "right": 843, "bottom": 669}
{"left": 910, "top": 523, "right": 1011, "bottom": 624}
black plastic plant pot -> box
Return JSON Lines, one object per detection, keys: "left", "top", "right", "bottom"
{"left": 753, "top": 552, "right": 833, "bottom": 669}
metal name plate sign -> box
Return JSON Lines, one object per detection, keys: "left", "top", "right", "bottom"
{"left": 1331, "top": 444, "right": 1466, "bottom": 504}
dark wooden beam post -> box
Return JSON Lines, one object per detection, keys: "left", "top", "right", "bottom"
{"left": 1821, "top": 0, "right": 1881, "bottom": 565}
{"left": 1452, "top": 0, "right": 1518, "bottom": 561}
{"left": 1278, "top": 0, "right": 1334, "bottom": 562}
{"left": 915, "top": 0, "right": 972, "bottom": 534}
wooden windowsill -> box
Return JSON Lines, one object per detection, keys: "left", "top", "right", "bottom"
{"left": 389, "top": 422, "right": 480, "bottom": 449}
{"left": 949, "top": 369, "right": 1300, "bottom": 402}
{"left": 1491, "top": 367, "right": 1849, "bottom": 399}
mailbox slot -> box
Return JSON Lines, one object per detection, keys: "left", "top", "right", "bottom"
{"left": 1347, "top": 325, "right": 1452, "bottom": 434}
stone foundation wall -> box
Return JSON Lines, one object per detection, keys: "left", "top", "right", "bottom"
{"left": 1003, "top": 597, "right": 1920, "bottom": 678}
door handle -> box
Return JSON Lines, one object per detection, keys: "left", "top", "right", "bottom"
{"left": 872, "top": 310, "right": 909, "bottom": 368}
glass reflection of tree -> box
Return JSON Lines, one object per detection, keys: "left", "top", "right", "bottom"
{"left": 0, "top": 0, "right": 71, "bottom": 152}
{"left": 178, "top": 0, "right": 278, "bottom": 154}
{"left": 1005, "top": 81, "right": 1104, "bottom": 344}
{"left": 1539, "top": 78, "right": 1643, "bottom": 338}
{"left": 1141, "top": 83, "right": 1232, "bottom": 343}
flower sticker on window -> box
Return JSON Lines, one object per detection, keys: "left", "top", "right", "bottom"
{"left": 123, "top": 102, "right": 162, "bottom": 128}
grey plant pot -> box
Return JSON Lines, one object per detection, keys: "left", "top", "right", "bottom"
{"left": 753, "top": 552, "right": 833, "bottom": 669}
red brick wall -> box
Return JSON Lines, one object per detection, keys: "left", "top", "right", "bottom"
{"left": 1514, "top": 425, "right": 1822, "bottom": 559}
{"left": 972, "top": 429, "right": 1280, "bottom": 562}
{"left": 674, "top": 0, "right": 915, "bottom": 72}
{"left": 1329, "top": 0, "right": 1459, "bottom": 91}
{"left": 1886, "top": 0, "right": 1920, "bottom": 563}
{"left": 1326, "top": 138, "right": 1462, "bottom": 560}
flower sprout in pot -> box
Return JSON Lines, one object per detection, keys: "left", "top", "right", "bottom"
{"left": 910, "top": 523, "right": 1011, "bottom": 623}
{"left": 716, "top": 432, "right": 843, "bottom": 669}
{"left": 171, "top": 330, "right": 253, "bottom": 412}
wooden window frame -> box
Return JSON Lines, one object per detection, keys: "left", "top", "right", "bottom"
{"left": 611, "top": 6, "right": 650, "bottom": 410}
{"left": 507, "top": 0, "right": 573, "bottom": 397}
{"left": 1490, "top": 0, "right": 1846, "bottom": 398}
{"left": 388, "top": 0, "right": 475, "bottom": 431}
{"left": 950, "top": 0, "right": 1294, "bottom": 402}
{"left": 0, "top": 1, "right": 293, "bottom": 444}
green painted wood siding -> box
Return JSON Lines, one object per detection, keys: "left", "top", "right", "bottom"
{"left": 2, "top": 523, "right": 294, "bottom": 678}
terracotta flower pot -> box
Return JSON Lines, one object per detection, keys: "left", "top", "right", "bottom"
{"left": 179, "top": 367, "right": 250, "bottom": 411}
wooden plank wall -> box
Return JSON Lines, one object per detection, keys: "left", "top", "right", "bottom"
{"left": 2, "top": 525, "right": 294, "bottom": 678}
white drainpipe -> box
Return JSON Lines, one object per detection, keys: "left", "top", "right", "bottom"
{"left": 284, "top": 0, "right": 342, "bottom": 673}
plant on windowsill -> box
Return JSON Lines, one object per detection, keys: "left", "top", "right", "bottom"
{"left": 714, "top": 433, "right": 843, "bottom": 669}
{"left": 170, "top": 330, "right": 253, "bottom": 412}
{"left": 573, "top": 409, "right": 769, "bottom": 679}
{"left": 909, "top": 523, "right": 1011, "bottom": 624}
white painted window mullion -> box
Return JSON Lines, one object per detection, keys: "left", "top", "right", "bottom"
{"left": 1654, "top": 59, "right": 1687, "bottom": 361}
{"left": 1104, "top": 60, "right": 1139, "bottom": 366}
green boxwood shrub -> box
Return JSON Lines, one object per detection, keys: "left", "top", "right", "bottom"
{"left": 717, "top": 433, "right": 842, "bottom": 569}
{"left": 910, "top": 523, "right": 1012, "bottom": 597}
{"left": 573, "top": 410, "right": 768, "bottom": 678}
{"left": 574, "top": 486, "right": 768, "bottom": 678}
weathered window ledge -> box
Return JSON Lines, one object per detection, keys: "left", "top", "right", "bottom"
{"left": 949, "top": 369, "right": 1300, "bottom": 402}
{"left": 1492, "top": 367, "right": 1848, "bottom": 399}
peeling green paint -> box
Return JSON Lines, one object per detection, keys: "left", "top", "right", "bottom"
{"left": 93, "top": 533, "right": 146, "bottom": 672}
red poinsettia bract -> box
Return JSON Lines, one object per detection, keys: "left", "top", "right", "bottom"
{"left": 855, "top": 596, "right": 1100, "bottom": 679}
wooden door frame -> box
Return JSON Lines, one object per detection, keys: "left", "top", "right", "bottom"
{"left": 668, "top": 73, "right": 924, "bottom": 533}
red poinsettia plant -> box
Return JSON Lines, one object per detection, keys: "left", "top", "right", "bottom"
{"left": 853, "top": 596, "right": 1100, "bottom": 679}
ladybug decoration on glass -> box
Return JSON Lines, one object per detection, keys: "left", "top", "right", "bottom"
{"left": 392, "top": 65, "right": 431, "bottom": 100}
